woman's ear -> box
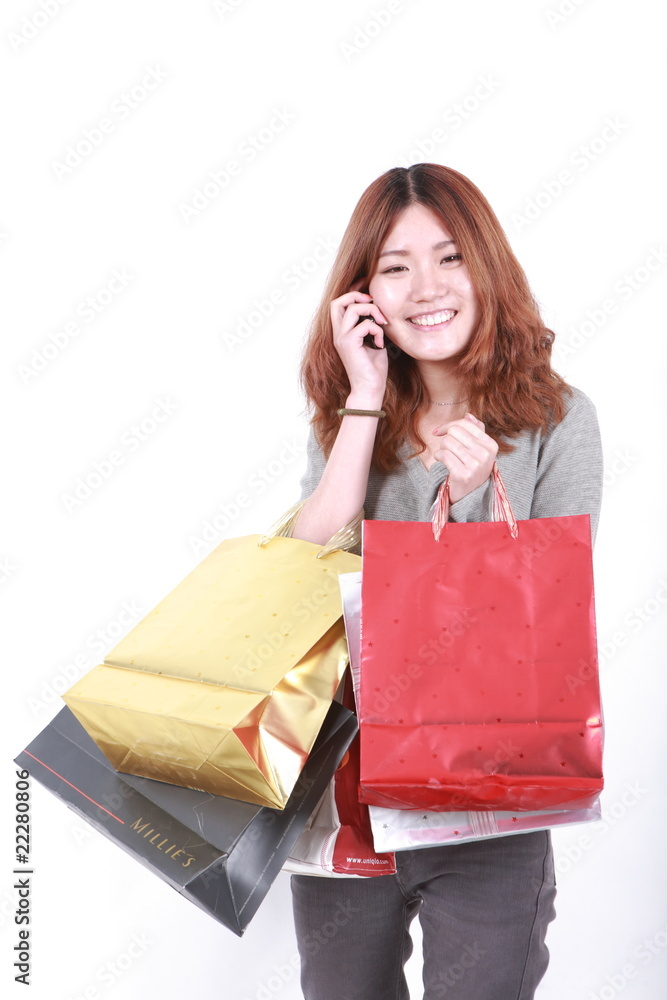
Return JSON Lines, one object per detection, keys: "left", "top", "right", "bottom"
{"left": 351, "top": 276, "right": 370, "bottom": 295}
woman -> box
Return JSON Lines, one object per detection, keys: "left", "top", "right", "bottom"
{"left": 289, "top": 163, "right": 602, "bottom": 1000}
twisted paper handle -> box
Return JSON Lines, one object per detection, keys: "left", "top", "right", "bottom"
{"left": 431, "top": 463, "right": 518, "bottom": 542}
{"left": 258, "top": 499, "right": 364, "bottom": 558}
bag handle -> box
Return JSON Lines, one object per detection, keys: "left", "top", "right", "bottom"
{"left": 258, "top": 499, "right": 364, "bottom": 558}
{"left": 431, "top": 463, "right": 518, "bottom": 542}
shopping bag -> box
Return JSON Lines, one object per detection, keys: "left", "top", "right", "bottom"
{"left": 284, "top": 670, "right": 396, "bottom": 877}
{"left": 338, "top": 570, "right": 602, "bottom": 850}
{"left": 368, "top": 801, "right": 602, "bottom": 851}
{"left": 284, "top": 570, "right": 394, "bottom": 877}
{"left": 63, "top": 501, "right": 361, "bottom": 809}
{"left": 14, "top": 700, "right": 357, "bottom": 936}
{"left": 358, "top": 465, "right": 604, "bottom": 812}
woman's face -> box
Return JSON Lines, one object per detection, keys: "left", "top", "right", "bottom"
{"left": 367, "top": 203, "right": 481, "bottom": 365}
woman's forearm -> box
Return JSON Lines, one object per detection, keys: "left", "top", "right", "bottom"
{"left": 290, "top": 391, "right": 385, "bottom": 545}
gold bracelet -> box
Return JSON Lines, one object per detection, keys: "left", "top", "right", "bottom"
{"left": 337, "top": 407, "right": 386, "bottom": 418}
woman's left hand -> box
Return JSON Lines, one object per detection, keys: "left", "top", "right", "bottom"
{"left": 432, "top": 413, "right": 499, "bottom": 504}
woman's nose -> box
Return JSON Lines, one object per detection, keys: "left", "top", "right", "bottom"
{"left": 410, "top": 264, "right": 448, "bottom": 300}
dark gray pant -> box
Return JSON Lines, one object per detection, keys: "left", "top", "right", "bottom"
{"left": 291, "top": 830, "right": 556, "bottom": 1000}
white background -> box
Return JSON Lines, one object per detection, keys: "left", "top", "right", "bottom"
{"left": 2, "top": 1, "right": 666, "bottom": 998}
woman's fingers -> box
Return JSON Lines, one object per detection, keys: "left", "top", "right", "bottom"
{"left": 443, "top": 423, "right": 487, "bottom": 450}
{"left": 436, "top": 446, "right": 474, "bottom": 483}
{"left": 330, "top": 290, "right": 369, "bottom": 320}
{"left": 438, "top": 434, "right": 485, "bottom": 470}
{"left": 432, "top": 414, "right": 498, "bottom": 502}
{"left": 434, "top": 426, "right": 492, "bottom": 463}
{"left": 433, "top": 414, "right": 486, "bottom": 441}
{"left": 435, "top": 416, "right": 497, "bottom": 455}
{"left": 329, "top": 289, "right": 390, "bottom": 397}
{"left": 464, "top": 412, "right": 485, "bottom": 429}
{"left": 331, "top": 293, "right": 387, "bottom": 333}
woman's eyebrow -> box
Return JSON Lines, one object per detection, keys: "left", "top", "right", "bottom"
{"left": 378, "top": 240, "right": 456, "bottom": 259}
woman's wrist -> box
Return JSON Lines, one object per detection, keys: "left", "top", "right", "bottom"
{"left": 345, "top": 390, "right": 386, "bottom": 411}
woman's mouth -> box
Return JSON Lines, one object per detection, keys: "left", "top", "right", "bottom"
{"left": 407, "top": 309, "right": 457, "bottom": 330}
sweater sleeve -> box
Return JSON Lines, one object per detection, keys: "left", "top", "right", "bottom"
{"left": 531, "top": 387, "right": 603, "bottom": 545}
{"left": 296, "top": 425, "right": 364, "bottom": 556}
{"left": 298, "top": 424, "right": 327, "bottom": 502}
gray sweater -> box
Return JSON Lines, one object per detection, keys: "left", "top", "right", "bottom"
{"left": 298, "top": 385, "right": 603, "bottom": 553}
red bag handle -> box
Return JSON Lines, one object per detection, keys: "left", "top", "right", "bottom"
{"left": 432, "top": 462, "right": 518, "bottom": 542}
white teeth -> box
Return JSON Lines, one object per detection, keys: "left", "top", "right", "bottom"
{"left": 409, "top": 310, "right": 456, "bottom": 327}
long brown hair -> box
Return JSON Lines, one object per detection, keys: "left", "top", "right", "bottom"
{"left": 298, "top": 163, "right": 570, "bottom": 471}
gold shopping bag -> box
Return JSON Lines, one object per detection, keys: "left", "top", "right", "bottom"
{"left": 63, "top": 502, "right": 362, "bottom": 809}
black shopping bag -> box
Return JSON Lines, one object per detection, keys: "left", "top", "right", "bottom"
{"left": 14, "top": 701, "right": 356, "bottom": 936}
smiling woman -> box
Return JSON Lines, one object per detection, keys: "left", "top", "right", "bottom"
{"left": 364, "top": 203, "right": 484, "bottom": 482}
{"left": 288, "top": 163, "right": 603, "bottom": 1000}
{"left": 368, "top": 204, "right": 481, "bottom": 365}
{"left": 300, "top": 164, "right": 571, "bottom": 491}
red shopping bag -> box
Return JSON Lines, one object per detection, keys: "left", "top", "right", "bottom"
{"left": 358, "top": 465, "right": 603, "bottom": 812}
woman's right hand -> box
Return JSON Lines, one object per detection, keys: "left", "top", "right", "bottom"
{"left": 330, "top": 281, "right": 389, "bottom": 400}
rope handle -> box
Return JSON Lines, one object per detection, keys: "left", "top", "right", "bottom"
{"left": 431, "top": 463, "right": 518, "bottom": 542}
{"left": 258, "top": 499, "right": 364, "bottom": 558}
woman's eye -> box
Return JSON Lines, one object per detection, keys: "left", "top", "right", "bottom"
{"left": 380, "top": 254, "right": 461, "bottom": 275}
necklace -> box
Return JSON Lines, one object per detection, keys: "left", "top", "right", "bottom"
{"left": 429, "top": 398, "right": 468, "bottom": 406}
